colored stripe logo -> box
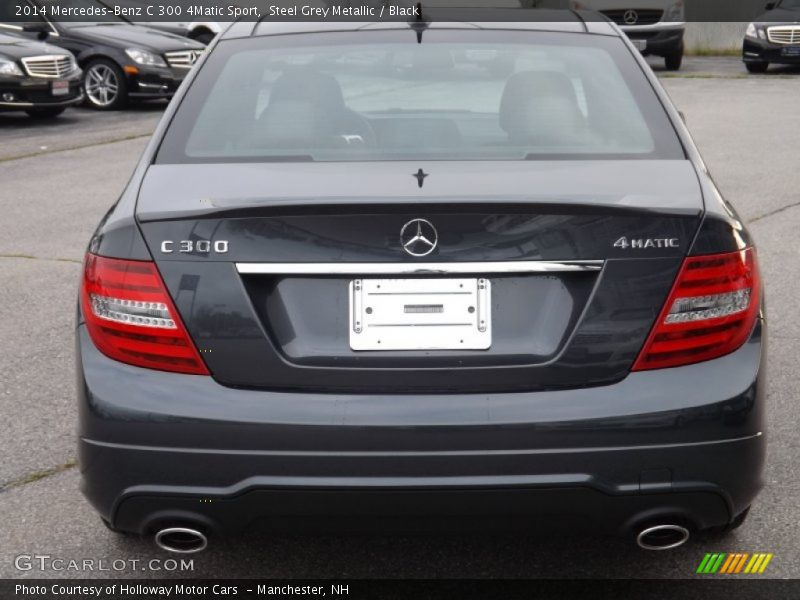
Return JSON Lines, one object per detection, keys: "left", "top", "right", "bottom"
{"left": 697, "top": 553, "right": 773, "bottom": 574}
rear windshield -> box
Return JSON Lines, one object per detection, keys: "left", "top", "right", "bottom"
{"left": 156, "top": 29, "right": 684, "bottom": 163}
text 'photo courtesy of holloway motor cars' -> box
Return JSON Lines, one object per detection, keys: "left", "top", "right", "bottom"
{"left": 75, "top": 11, "right": 765, "bottom": 555}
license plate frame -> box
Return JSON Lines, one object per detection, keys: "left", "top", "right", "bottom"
{"left": 349, "top": 277, "right": 491, "bottom": 351}
{"left": 51, "top": 80, "right": 70, "bottom": 96}
{"left": 781, "top": 46, "right": 800, "bottom": 57}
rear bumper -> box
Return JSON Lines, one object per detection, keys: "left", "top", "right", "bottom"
{"left": 76, "top": 320, "right": 766, "bottom": 536}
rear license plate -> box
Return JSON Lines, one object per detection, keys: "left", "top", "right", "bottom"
{"left": 51, "top": 81, "right": 69, "bottom": 96}
{"left": 631, "top": 39, "right": 647, "bottom": 51}
{"left": 781, "top": 46, "right": 800, "bottom": 56}
{"left": 349, "top": 278, "right": 491, "bottom": 351}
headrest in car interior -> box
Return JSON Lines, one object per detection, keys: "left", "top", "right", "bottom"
{"left": 499, "top": 70, "right": 586, "bottom": 145}
{"left": 269, "top": 69, "right": 346, "bottom": 111}
{"left": 253, "top": 69, "right": 349, "bottom": 147}
{"left": 258, "top": 100, "right": 320, "bottom": 147}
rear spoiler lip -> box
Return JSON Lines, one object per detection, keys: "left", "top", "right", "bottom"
{"left": 136, "top": 200, "right": 702, "bottom": 224}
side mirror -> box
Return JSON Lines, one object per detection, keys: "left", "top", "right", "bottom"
{"left": 765, "top": 2, "right": 776, "bottom": 10}
{"left": 22, "top": 22, "right": 50, "bottom": 40}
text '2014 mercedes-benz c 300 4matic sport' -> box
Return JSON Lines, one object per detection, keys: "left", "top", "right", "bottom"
{"left": 76, "top": 13, "right": 765, "bottom": 554}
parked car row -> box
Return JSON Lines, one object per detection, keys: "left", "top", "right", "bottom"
{"left": 2, "top": 0, "right": 800, "bottom": 120}
{"left": 0, "top": 0, "right": 207, "bottom": 116}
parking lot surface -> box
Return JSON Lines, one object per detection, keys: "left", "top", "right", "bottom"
{"left": 1, "top": 57, "right": 799, "bottom": 579}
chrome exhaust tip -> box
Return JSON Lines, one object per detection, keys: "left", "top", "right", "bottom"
{"left": 636, "top": 524, "right": 690, "bottom": 551}
{"left": 154, "top": 526, "right": 208, "bottom": 554}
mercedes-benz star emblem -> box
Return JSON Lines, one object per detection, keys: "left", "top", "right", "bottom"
{"left": 400, "top": 219, "right": 438, "bottom": 257}
{"left": 623, "top": 9, "right": 639, "bottom": 25}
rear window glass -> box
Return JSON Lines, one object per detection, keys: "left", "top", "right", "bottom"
{"left": 157, "top": 29, "right": 684, "bottom": 163}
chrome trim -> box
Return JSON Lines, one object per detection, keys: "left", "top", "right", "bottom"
{"left": 601, "top": 8, "right": 664, "bottom": 26}
{"left": 767, "top": 25, "right": 800, "bottom": 45}
{"left": 619, "top": 21, "right": 685, "bottom": 33}
{"left": 136, "top": 82, "right": 169, "bottom": 90}
{"left": 165, "top": 50, "right": 204, "bottom": 69}
{"left": 636, "top": 525, "right": 690, "bottom": 551}
{"left": 236, "top": 260, "right": 603, "bottom": 275}
{"left": 154, "top": 527, "right": 207, "bottom": 554}
{"left": 21, "top": 55, "right": 75, "bottom": 79}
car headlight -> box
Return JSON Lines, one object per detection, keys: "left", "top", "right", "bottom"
{"left": 125, "top": 48, "right": 167, "bottom": 68}
{"left": 0, "top": 58, "right": 24, "bottom": 77}
{"left": 745, "top": 23, "right": 766, "bottom": 40}
{"left": 665, "top": 0, "right": 684, "bottom": 21}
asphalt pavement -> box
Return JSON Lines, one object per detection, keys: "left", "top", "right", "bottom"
{"left": 1, "top": 56, "right": 799, "bottom": 580}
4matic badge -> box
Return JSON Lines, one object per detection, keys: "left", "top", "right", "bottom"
{"left": 613, "top": 237, "right": 679, "bottom": 250}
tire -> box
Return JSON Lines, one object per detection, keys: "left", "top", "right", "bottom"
{"left": 664, "top": 48, "right": 683, "bottom": 71}
{"left": 746, "top": 61, "right": 769, "bottom": 74}
{"left": 25, "top": 107, "right": 66, "bottom": 119}
{"left": 193, "top": 31, "right": 215, "bottom": 45}
{"left": 83, "top": 58, "right": 128, "bottom": 110}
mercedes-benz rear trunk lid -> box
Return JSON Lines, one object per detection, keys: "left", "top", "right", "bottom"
{"left": 135, "top": 160, "right": 703, "bottom": 393}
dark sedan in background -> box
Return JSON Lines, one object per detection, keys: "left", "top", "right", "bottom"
{"left": 0, "top": 31, "right": 82, "bottom": 117}
{"left": 744, "top": 0, "right": 800, "bottom": 72}
{"left": 0, "top": 0, "right": 203, "bottom": 109}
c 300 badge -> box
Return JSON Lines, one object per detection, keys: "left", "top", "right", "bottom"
{"left": 160, "top": 240, "right": 229, "bottom": 254}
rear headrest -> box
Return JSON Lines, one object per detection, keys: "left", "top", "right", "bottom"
{"left": 255, "top": 70, "right": 346, "bottom": 147}
{"left": 269, "top": 69, "right": 346, "bottom": 111}
{"left": 499, "top": 70, "right": 585, "bottom": 144}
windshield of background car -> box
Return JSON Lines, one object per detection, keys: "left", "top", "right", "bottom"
{"left": 56, "top": 0, "right": 129, "bottom": 28}
{"left": 156, "top": 29, "right": 685, "bottom": 163}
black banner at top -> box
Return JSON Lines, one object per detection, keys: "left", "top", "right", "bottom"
{"left": 0, "top": 0, "right": 793, "bottom": 24}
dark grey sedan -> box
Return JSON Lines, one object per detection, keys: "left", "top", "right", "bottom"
{"left": 76, "top": 14, "right": 765, "bottom": 554}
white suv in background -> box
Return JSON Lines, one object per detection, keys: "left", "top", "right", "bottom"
{"left": 530, "top": 0, "right": 686, "bottom": 70}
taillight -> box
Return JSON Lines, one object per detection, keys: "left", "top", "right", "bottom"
{"left": 81, "top": 254, "right": 209, "bottom": 375}
{"left": 632, "top": 248, "right": 760, "bottom": 371}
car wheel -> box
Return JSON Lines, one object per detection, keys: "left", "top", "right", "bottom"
{"left": 746, "top": 61, "right": 769, "bottom": 74}
{"left": 193, "top": 32, "right": 215, "bottom": 45}
{"left": 83, "top": 59, "right": 128, "bottom": 110}
{"left": 664, "top": 49, "right": 683, "bottom": 71}
{"left": 25, "top": 107, "right": 66, "bottom": 119}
